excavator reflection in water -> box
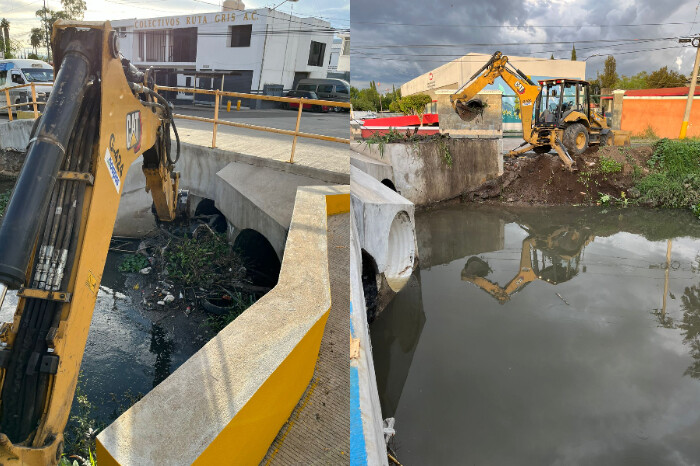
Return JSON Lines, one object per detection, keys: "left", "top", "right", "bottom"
{"left": 461, "top": 225, "right": 593, "bottom": 303}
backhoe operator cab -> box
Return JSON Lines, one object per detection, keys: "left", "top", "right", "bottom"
{"left": 535, "top": 79, "right": 597, "bottom": 155}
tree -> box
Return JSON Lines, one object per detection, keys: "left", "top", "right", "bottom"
{"left": 392, "top": 94, "right": 432, "bottom": 117}
{"left": 597, "top": 55, "right": 618, "bottom": 89}
{"left": 35, "top": 7, "right": 69, "bottom": 59}
{"left": 0, "top": 19, "right": 9, "bottom": 58}
{"left": 571, "top": 44, "right": 576, "bottom": 61}
{"left": 615, "top": 71, "right": 649, "bottom": 90}
{"left": 550, "top": 54, "right": 554, "bottom": 60}
{"left": 61, "top": 0, "right": 87, "bottom": 20}
{"left": 647, "top": 66, "right": 688, "bottom": 88}
{"left": 30, "top": 28, "right": 43, "bottom": 55}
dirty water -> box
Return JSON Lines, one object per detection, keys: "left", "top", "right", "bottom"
{"left": 0, "top": 250, "right": 205, "bottom": 425}
{"left": 371, "top": 205, "right": 700, "bottom": 465}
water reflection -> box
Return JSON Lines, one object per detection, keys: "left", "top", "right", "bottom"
{"left": 462, "top": 225, "right": 593, "bottom": 303}
{"left": 369, "top": 272, "right": 426, "bottom": 418}
{"left": 374, "top": 205, "right": 700, "bottom": 464}
{"left": 150, "top": 324, "right": 174, "bottom": 388}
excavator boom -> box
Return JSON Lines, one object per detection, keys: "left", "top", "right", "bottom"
{"left": 0, "top": 21, "right": 183, "bottom": 464}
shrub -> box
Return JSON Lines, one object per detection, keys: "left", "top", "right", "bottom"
{"left": 598, "top": 156, "right": 622, "bottom": 174}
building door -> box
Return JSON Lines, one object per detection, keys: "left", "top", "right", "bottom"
{"left": 292, "top": 72, "right": 309, "bottom": 90}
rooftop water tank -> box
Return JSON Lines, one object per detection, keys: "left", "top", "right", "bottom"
{"left": 222, "top": 0, "right": 245, "bottom": 11}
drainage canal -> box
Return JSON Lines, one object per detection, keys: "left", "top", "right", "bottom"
{"left": 371, "top": 204, "right": 700, "bottom": 464}
{"left": 0, "top": 202, "right": 282, "bottom": 460}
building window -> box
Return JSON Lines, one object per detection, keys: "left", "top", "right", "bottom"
{"left": 172, "top": 27, "right": 197, "bottom": 62}
{"left": 342, "top": 38, "right": 350, "bottom": 56}
{"left": 308, "top": 41, "right": 326, "bottom": 67}
{"left": 229, "top": 25, "right": 252, "bottom": 47}
{"left": 139, "top": 30, "right": 171, "bottom": 62}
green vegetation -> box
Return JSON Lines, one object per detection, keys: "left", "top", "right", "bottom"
{"left": 388, "top": 94, "right": 432, "bottom": 117}
{"left": 204, "top": 290, "right": 256, "bottom": 333}
{"left": 118, "top": 253, "right": 149, "bottom": 273}
{"left": 61, "top": 374, "right": 102, "bottom": 466}
{"left": 363, "top": 130, "right": 453, "bottom": 167}
{"left": 0, "top": 190, "right": 9, "bottom": 219}
{"left": 164, "top": 228, "right": 244, "bottom": 288}
{"left": 350, "top": 81, "right": 401, "bottom": 112}
{"left": 634, "top": 139, "right": 700, "bottom": 211}
{"left": 598, "top": 156, "right": 623, "bottom": 174}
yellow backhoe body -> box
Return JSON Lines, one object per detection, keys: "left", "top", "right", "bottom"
{"left": 450, "top": 51, "right": 630, "bottom": 171}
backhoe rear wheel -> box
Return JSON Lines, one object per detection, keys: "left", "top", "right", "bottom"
{"left": 563, "top": 122, "right": 589, "bottom": 156}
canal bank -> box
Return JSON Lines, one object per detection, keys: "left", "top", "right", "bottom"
{"left": 372, "top": 204, "right": 700, "bottom": 464}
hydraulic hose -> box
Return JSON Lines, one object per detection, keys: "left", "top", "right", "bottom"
{"left": 0, "top": 43, "right": 92, "bottom": 291}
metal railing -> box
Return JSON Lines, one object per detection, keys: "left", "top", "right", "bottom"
{"left": 0, "top": 82, "right": 53, "bottom": 121}
{"left": 154, "top": 85, "right": 352, "bottom": 163}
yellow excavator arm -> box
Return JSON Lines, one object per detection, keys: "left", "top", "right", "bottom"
{"left": 0, "top": 21, "right": 184, "bottom": 464}
{"left": 450, "top": 51, "right": 541, "bottom": 142}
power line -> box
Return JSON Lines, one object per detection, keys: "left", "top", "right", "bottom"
{"left": 351, "top": 20, "right": 697, "bottom": 29}
{"left": 355, "top": 36, "right": 681, "bottom": 49}
{"left": 351, "top": 45, "right": 689, "bottom": 64}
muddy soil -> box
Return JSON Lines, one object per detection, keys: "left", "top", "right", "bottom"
{"left": 465, "top": 145, "right": 653, "bottom": 205}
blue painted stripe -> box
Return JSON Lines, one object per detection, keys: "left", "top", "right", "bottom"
{"left": 350, "top": 366, "right": 368, "bottom": 465}
{"left": 350, "top": 301, "right": 356, "bottom": 338}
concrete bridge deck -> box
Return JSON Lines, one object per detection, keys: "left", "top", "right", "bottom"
{"left": 263, "top": 212, "right": 350, "bottom": 465}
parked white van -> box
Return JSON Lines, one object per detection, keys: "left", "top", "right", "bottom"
{"left": 0, "top": 59, "right": 54, "bottom": 114}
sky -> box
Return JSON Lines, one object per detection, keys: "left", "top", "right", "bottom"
{"left": 1, "top": 0, "right": 349, "bottom": 52}
{"left": 350, "top": 0, "right": 700, "bottom": 90}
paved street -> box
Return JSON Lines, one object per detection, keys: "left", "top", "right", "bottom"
{"left": 2, "top": 106, "right": 350, "bottom": 175}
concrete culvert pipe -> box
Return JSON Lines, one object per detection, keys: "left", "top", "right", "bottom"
{"left": 385, "top": 211, "right": 416, "bottom": 292}
{"left": 455, "top": 98, "right": 486, "bottom": 121}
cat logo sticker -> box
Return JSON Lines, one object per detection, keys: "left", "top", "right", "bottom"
{"left": 515, "top": 81, "right": 526, "bottom": 94}
{"left": 126, "top": 110, "right": 142, "bottom": 153}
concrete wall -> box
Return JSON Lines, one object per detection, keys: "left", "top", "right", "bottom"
{"left": 114, "top": 140, "right": 346, "bottom": 258}
{"left": 0, "top": 119, "right": 32, "bottom": 153}
{"left": 97, "top": 186, "right": 350, "bottom": 466}
{"left": 620, "top": 94, "right": 700, "bottom": 138}
{"left": 351, "top": 138, "right": 501, "bottom": 206}
{"left": 436, "top": 90, "right": 503, "bottom": 139}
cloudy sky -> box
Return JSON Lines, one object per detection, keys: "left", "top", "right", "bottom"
{"left": 351, "top": 0, "right": 700, "bottom": 90}
{"left": 2, "top": 0, "right": 348, "bottom": 50}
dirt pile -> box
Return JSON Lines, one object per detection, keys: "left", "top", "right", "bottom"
{"left": 466, "top": 145, "right": 653, "bottom": 205}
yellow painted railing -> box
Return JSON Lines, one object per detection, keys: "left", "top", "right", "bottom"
{"left": 154, "top": 85, "right": 351, "bottom": 163}
{"left": 0, "top": 82, "right": 53, "bottom": 121}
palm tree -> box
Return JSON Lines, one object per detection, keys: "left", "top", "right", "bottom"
{"left": 30, "top": 28, "right": 42, "bottom": 55}
{"left": 0, "top": 19, "right": 9, "bottom": 58}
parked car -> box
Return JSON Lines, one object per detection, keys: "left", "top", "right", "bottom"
{"left": 295, "top": 78, "right": 350, "bottom": 112}
{"left": 283, "top": 90, "right": 330, "bottom": 112}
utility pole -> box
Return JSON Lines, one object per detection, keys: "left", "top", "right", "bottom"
{"left": 679, "top": 36, "right": 700, "bottom": 139}
{"left": 43, "top": 0, "right": 50, "bottom": 62}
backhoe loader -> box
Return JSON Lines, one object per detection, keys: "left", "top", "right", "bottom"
{"left": 450, "top": 51, "right": 630, "bottom": 171}
{"left": 0, "top": 21, "right": 186, "bottom": 464}
{"left": 461, "top": 225, "right": 593, "bottom": 303}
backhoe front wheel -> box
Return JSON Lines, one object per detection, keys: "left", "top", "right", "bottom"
{"left": 563, "top": 122, "right": 589, "bottom": 156}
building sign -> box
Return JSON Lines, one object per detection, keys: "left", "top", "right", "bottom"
{"left": 427, "top": 72, "right": 435, "bottom": 89}
{"left": 133, "top": 11, "right": 259, "bottom": 30}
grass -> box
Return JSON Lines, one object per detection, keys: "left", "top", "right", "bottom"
{"left": 61, "top": 374, "right": 103, "bottom": 466}
{"left": 598, "top": 156, "right": 623, "bottom": 175}
{"left": 633, "top": 139, "right": 700, "bottom": 212}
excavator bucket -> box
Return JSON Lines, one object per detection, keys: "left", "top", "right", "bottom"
{"left": 612, "top": 130, "right": 631, "bottom": 146}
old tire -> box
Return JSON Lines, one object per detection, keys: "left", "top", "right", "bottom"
{"left": 563, "top": 122, "right": 589, "bottom": 156}
{"left": 599, "top": 131, "right": 613, "bottom": 147}
{"left": 534, "top": 145, "right": 551, "bottom": 154}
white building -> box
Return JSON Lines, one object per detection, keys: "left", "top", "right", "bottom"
{"left": 328, "top": 32, "right": 349, "bottom": 81}
{"left": 111, "top": 2, "right": 336, "bottom": 99}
